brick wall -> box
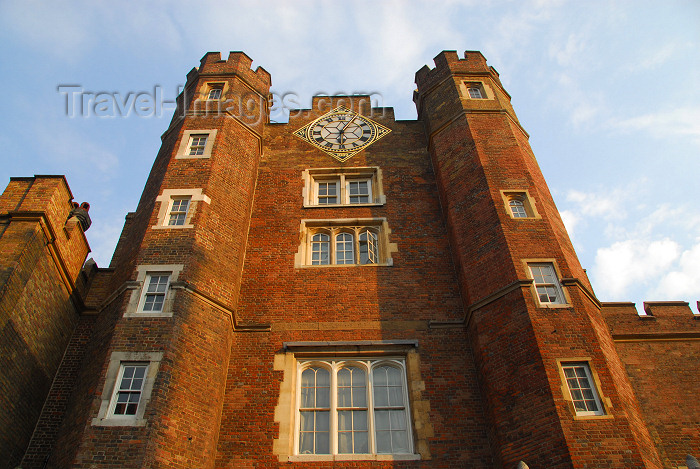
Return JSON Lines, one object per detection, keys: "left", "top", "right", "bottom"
{"left": 603, "top": 302, "right": 700, "bottom": 467}
{"left": 0, "top": 176, "right": 90, "bottom": 468}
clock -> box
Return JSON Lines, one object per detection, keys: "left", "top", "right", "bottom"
{"left": 294, "top": 106, "right": 391, "bottom": 162}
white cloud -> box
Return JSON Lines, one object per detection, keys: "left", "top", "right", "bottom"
{"left": 593, "top": 238, "right": 681, "bottom": 299}
{"left": 565, "top": 188, "right": 627, "bottom": 220}
{"left": 624, "top": 42, "right": 680, "bottom": 72}
{"left": 549, "top": 33, "right": 586, "bottom": 67}
{"left": 652, "top": 240, "right": 700, "bottom": 299}
{"left": 609, "top": 107, "right": 700, "bottom": 147}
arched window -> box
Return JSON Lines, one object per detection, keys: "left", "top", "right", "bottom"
{"left": 335, "top": 233, "right": 355, "bottom": 264}
{"left": 337, "top": 367, "right": 368, "bottom": 453}
{"left": 296, "top": 359, "right": 412, "bottom": 456}
{"left": 311, "top": 233, "right": 330, "bottom": 265}
{"left": 509, "top": 198, "right": 527, "bottom": 218}
{"left": 299, "top": 367, "right": 331, "bottom": 454}
{"left": 372, "top": 365, "right": 409, "bottom": 453}
{"left": 359, "top": 230, "right": 378, "bottom": 264}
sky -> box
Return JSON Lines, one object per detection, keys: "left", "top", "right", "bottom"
{"left": 0, "top": 0, "right": 698, "bottom": 312}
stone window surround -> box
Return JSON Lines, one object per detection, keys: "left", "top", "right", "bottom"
{"left": 92, "top": 351, "right": 163, "bottom": 427}
{"left": 124, "top": 264, "right": 184, "bottom": 318}
{"left": 175, "top": 129, "right": 218, "bottom": 159}
{"left": 294, "top": 218, "right": 397, "bottom": 268}
{"left": 272, "top": 341, "right": 430, "bottom": 462}
{"left": 500, "top": 189, "right": 541, "bottom": 219}
{"left": 522, "top": 259, "right": 571, "bottom": 308}
{"left": 555, "top": 358, "right": 613, "bottom": 420}
{"left": 302, "top": 167, "right": 385, "bottom": 208}
{"left": 152, "top": 188, "right": 211, "bottom": 229}
{"left": 459, "top": 80, "right": 495, "bottom": 100}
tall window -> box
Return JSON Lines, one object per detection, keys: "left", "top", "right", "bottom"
{"left": 110, "top": 364, "right": 148, "bottom": 416}
{"left": 359, "top": 230, "right": 378, "bottom": 264}
{"left": 311, "top": 233, "right": 330, "bottom": 265}
{"left": 187, "top": 134, "right": 208, "bottom": 156}
{"left": 561, "top": 363, "right": 605, "bottom": 416}
{"left": 297, "top": 359, "right": 411, "bottom": 456}
{"left": 139, "top": 273, "right": 170, "bottom": 312}
{"left": 168, "top": 197, "right": 191, "bottom": 226}
{"left": 335, "top": 233, "right": 355, "bottom": 264}
{"left": 528, "top": 263, "right": 566, "bottom": 305}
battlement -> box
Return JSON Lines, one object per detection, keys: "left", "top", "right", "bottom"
{"left": 185, "top": 51, "right": 271, "bottom": 96}
{"left": 285, "top": 95, "right": 395, "bottom": 123}
{"left": 601, "top": 301, "right": 700, "bottom": 338}
{"left": 414, "top": 50, "right": 502, "bottom": 93}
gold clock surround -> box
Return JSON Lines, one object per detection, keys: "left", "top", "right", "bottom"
{"left": 294, "top": 106, "right": 391, "bottom": 162}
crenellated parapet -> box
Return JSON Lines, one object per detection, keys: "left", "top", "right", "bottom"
{"left": 602, "top": 301, "right": 700, "bottom": 339}
{"left": 414, "top": 50, "right": 501, "bottom": 92}
{"left": 413, "top": 50, "right": 520, "bottom": 137}
{"left": 185, "top": 51, "right": 271, "bottom": 97}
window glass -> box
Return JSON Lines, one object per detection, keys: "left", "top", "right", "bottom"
{"left": 297, "top": 360, "right": 411, "bottom": 456}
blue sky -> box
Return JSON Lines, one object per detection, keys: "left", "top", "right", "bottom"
{"left": 0, "top": 0, "right": 698, "bottom": 311}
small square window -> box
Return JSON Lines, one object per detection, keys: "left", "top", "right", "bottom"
{"left": 501, "top": 191, "right": 539, "bottom": 219}
{"left": 464, "top": 82, "right": 487, "bottom": 99}
{"left": 205, "top": 83, "right": 225, "bottom": 100}
{"left": 110, "top": 364, "right": 148, "bottom": 417}
{"left": 316, "top": 181, "right": 339, "bottom": 205}
{"left": 561, "top": 363, "right": 605, "bottom": 416}
{"left": 528, "top": 262, "right": 566, "bottom": 305}
{"left": 139, "top": 273, "right": 170, "bottom": 312}
{"left": 468, "top": 87, "right": 483, "bottom": 99}
{"left": 187, "top": 134, "right": 208, "bottom": 156}
{"left": 176, "top": 130, "right": 217, "bottom": 159}
{"left": 348, "top": 180, "right": 371, "bottom": 204}
{"left": 168, "top": 197, "right": 191, "bottom": 226}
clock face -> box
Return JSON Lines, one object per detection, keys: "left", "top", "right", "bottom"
{"left": 294, "top": 106, "right": 391, "bottom": 162}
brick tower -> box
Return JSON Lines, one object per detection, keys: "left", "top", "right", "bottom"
{"left": 414, "top": 51, "right": 663, "bottom": 468}
{"left": 45, "top": 52, "right": 272, "bottom": 468}
{"left": 8, "top": 50, "right": 699, "bottom": 469}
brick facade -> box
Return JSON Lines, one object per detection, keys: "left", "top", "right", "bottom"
{"left": 1, "top": 51, "right": 698, "bottom": 469}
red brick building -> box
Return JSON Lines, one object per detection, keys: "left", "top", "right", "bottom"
{"left": 1, "top": 50, "right": 698, "bottom": 469}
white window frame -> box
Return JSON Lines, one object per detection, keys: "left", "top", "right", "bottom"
{"left": 461, "top": 81, "right": 493, "bottom": 100}
{"left": 153, "top": 188, "right": 211, "bottom": 229}
{"left": 303, "top": 167, "right": 384, "bottom": 207}
{"left": 501, "top": 190, "right": 540, "bottom": 219}
{"left": 137, "top": 272, "right": 171, "bottom": 313}
{"left": 526, "top": 261, "right": 568, "bottom": 306}
{"left": 294, "top": 358, "right": 413, "bottom": 457}
{"left": 92, "top": 352, "right": 163, "bottom": 427}
{"left": 186, "top": 134, "right": 209, "bottom": 156}
{"left": 468, "top": 86, "right": 483, "bottom": 99}
{"left": 124, "top": 264, "right": 183, "bottom": 318}
{"left": 296, "top": 219, "right": 396, "bottom": 268}
{"left": 107, "top": 363, "right": 149, "bottom": 417}
{"left": 559, "top": 361, "right": 607, "bottom": 417}
{"left": 175, "top": 129, "right": 218, "bottom": 159}
{"left": 167, "top": 196, "right": 191, "bottom": 226}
